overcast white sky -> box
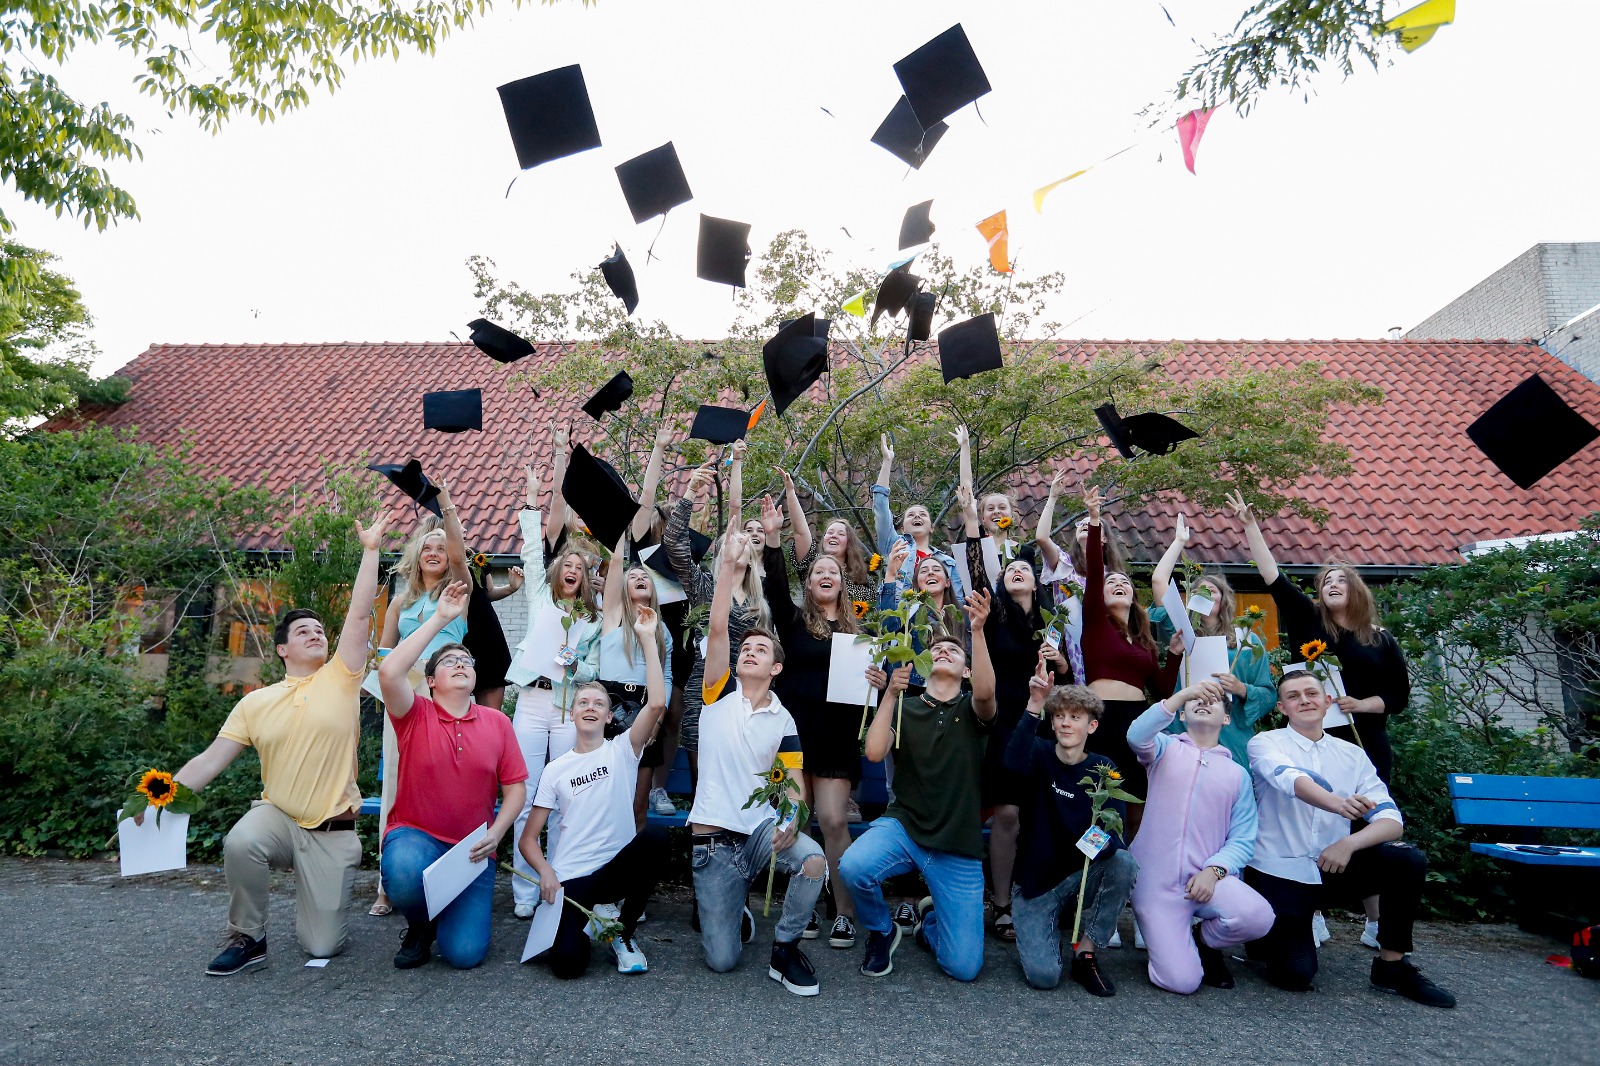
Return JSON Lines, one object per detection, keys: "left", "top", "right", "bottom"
{"left": 6, "top": 0, "right": 1598, "bottom": 378}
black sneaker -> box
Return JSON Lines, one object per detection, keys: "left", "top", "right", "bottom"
{"left": 394, "top": 921, "right": 434, "bottom": 969}
{"left": 912, "top": 896, "right": 935, "bottom": 953}
{"left": 829, "top": 915, "right": 857, "bottom": 949}
{"left": 860, "top": 924, "right": 901, "bottom": 977}
{"left": 1193, "top": 923, "right": 1234, "bottom": 989}
{"left": 1371, "top": 957, "right": 1456, "bottom": 1008}
{"left": 206, "top": 932, "right": 266, "bottom": 976}
{"left": 1070, "top": 951, "right": 1116, "bottom": 997}
{"left": 802, "top": 911, "right": 821, "bottom": 940}
{"left": 892, "top": 901, "right": 917, "bottom": 930}
{"left": 768, "top": 939, "right": 820, "bottom": 997}
{"left": 741, "top": 906, "right": 755, "bottom": 945}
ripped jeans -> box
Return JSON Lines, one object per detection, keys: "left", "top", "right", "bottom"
{"left": 691, "top": 819, "right": 824, "bottom": 972}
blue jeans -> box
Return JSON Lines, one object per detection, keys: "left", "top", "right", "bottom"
{"left": 690, "top": 820, "right": 824, "bottom": 973}
{"left": 1011, "top": 850, "right": 1139, "bottom": 990}
{"left": 839, "top": 817, "right": 986, "bottom": 982}
{"left": 380, "top": 827, "right": 495, "bottom": 969}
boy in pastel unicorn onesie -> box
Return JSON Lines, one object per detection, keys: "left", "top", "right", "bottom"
{"left": 1127, "top": 680, "right": 1275, "bottom": 994}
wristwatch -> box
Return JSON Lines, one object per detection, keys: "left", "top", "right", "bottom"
{"left": 1207, "top": 865, "right": 1228, "bottom": 880}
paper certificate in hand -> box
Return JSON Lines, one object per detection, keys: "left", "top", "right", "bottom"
{"left": 422, "top": 823, "right": 489, "bottom": 919}
{"left": 117, "top": 808, "right": 189, "bottom": 877}
{"left": 1182, "top": 635, "right": 1231, "bottom": 689}
{"left": 1282, "top": 662, "right": 1351, "bottom": 726}
{"left": 1161, "top": 583, "right": 1197, "bottom": 654}
{"left": 513, "top": 607, "right": 587, "bottom": 684}
{"left": 826, "top": 633, "right": 875, "bottom": 706}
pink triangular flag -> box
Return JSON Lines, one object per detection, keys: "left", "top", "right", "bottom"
{"left": 1176, "top": 108, "right": 1216, "bottom": 174}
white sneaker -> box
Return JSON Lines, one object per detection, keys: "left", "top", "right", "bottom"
{"left": 595, "top": 902, "right": 622, "bottom": 920}
{"left": 1361, "top": 919, "right": 1381, "bottom": 950}
{"left": 1312, "top": 911, "right": 1330, "bottom": 947}
{"left": 514, "top": 902, "right": 536, "bottom": 920}
{"left": 1133, "top": 919, "right": 1146, "bottom": 950}
{"left": 612, "top": 935, "right": 649, "bottom": 974}
{"left": 1107, "top": 928, "right": 1122, "bottom": 949}
{"left": 649, "top": 787, "right": 676, "bottom": 816}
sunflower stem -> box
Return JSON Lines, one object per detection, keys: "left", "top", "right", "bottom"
{"left": 1068, "top": 854, "right": 1091, "bottom": 947}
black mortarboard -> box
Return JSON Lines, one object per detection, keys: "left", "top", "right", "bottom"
{"left": 466, "top": 318, "right": 534, "bottom": 364}
{"left": 614, "top": 142, "right": 693, "bottom": 225}
{"left": 422, "top": 389, "right": 482, "bottom": 433}
{"left": 642, "top": 528, "right": 712, "bottom": 582}
{"left": 689, "top": 404, "right": 750, "bottom": 445}
{"left": 1466, "top": 373, "right": 1600, "bottom": 489}
{"left": 562, "top": 445, "right": 640, "bottom": 549}
{"left": 599, "top": 244, "right": 639, "bottom": 314}
{"left": 764, "top": 313, "right": 830, "bottom": 416}
{"left": 497, "top": 65, "right": 603, "bottom": 171}
{"left": 871, "top": 263, "right": 922, "bottom": 328}
{"left": 1094, "top": 403, "right": 1201, "bottom": 459}
{"left": 696, "top": 215, "right": 751, "bottom": 288}
{"left": 582, "top": 371, "right": 634, "bottom": 421}
{"left": 909, "top": 291, "right": 936, "bottom": 342}
{"left": 899, "top": 200, "right": 936, "bottom": 250}
{"left": 937, "top": 313, "right": 1004, "bottom": 383}
{"left": 369, "top": 459, "right": 442, "bottom": 516}
{"left": 870, "top": 97, "right": 948, "bottom": 170}
{"left": 894, "top": 24, "right": 992, "bottom": 128}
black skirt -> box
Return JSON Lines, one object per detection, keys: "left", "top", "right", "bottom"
{"left": 1084, "top": 698, "right": 1150, "bottom": 799}
{"left": 463, "top": 574, "right": 512, "bottom": 691}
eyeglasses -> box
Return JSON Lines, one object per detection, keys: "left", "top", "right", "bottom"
{"left": 436, "top": 655, "right": 476, "bottom": 670}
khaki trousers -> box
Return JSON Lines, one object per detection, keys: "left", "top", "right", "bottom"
{"left": 224, "top": 801, "right": 361, "bottom": 958}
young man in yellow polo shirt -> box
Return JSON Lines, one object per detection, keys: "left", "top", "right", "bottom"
{"left": 166, "top": 514, "right": 390, "bottom": 974}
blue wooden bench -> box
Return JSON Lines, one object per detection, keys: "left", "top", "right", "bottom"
{"left": 1447, "top": 773, "right": 1600, "bottom": 868}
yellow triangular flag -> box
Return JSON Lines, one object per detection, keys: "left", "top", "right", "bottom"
{"left": 1381, "top": 0, "right": 1454, "bottom": 52}
{"left": 1033, "top": 169, "right": 1089, "bottom": 213}
{"left": 841, "top": 290, "right": 870, "bottom": 317}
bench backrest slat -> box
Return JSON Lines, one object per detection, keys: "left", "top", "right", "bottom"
{"left": 1448, "top": 774, "right": 1600, "bottom": 830}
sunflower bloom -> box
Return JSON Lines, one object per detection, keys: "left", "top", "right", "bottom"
{"left": 138, "top": 770, "right": 177, "bottom": 808}
{"left": 1108, "top": 770, "right": 1122, "bottom": 781}
{"left": 767, "top": 767, "right": 786, "bottom": 785}
{"left": 868, "top": 553, "right": 882, "bottom": 572}
{"left": 1300, "top": 639, "right": 1328, "bottom": 662}
{"left": 995, "top": 515, "right": 1013, "bottom": 531}
{"left": 472, "top": 552, "right": 490, "bottom": 568}
{"left": 852, "top": 600, "right": 870, "bottom": 619}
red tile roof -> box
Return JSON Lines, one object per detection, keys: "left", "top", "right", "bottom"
{"left": 58, "top": 339, "right": 1600, "bottom": 567}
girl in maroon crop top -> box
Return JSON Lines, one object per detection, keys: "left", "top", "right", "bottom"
{"left": 1081, "top": 488, "right": 1181, "bottom": 699}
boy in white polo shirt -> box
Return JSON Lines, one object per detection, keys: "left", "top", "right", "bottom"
{"left": 522, "top": 607, "right": 670, "bottom": 977}
{"left": 688, "top": 526, "right": 826, "bottom": 996}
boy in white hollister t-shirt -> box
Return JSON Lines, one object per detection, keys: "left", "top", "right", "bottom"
{"left": 521, "top": 608, "right": 669, "bottom": 977}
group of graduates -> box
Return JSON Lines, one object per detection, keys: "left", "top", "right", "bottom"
{"left": 166, "top": 424, "right": 1456, "bottom": 1008}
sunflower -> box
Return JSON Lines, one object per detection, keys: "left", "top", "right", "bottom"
{"left": 1300, "top": 639, "right": 1328, "bottom": 662}
{"left": 138, "top": 769, "right": 177, "bottom": 808}
{"left": 1108, "top": 770, "right": 1122, "bottom": 781}
{"left": 995, "top": 515, "right": 1013, "bottom": 531}
{"left": 472, "top": 552, "right": 490, "bottom": 569}
{"left": 852, "top": 600, "right": 870, "bottom": 619}
{"left": 767, "top": 767, "right": 787, "bottom": 785}
{"left": 868, "top": 553, "right": 882, "bottom": 572}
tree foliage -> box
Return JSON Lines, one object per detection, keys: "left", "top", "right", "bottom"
{"left": 0, "top": 241, "right": 127, "bottom": 428}
{"left": 471, "top": 230, "right": 1381, "bottom": 539}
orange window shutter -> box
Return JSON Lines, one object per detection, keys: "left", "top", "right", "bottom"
{"left": 1235, "top": 592, "right": 1279, "bottom": 651}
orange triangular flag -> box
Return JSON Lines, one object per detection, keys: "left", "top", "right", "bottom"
{"left": 975, "top": 211, "right": 1013, "bottom": 274}
{"left": 747, "top": 398, "right": 767, "bottom": 430}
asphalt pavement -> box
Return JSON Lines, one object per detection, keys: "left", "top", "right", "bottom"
{"left": 1, "top": 857, "right": 1590, "bottom": 1065}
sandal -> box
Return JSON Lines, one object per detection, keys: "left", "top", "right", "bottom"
{"left": 369, "top": 895, "right": 394, "bottom": 917}
{"left": 993, "top": 902, "right": 1016, "bottom": 942}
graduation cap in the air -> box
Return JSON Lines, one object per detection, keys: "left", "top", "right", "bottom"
{"left": 582, "top": 371, "right": 634, "bottom": 421}
{"left": 690, "top": 404, "right": 751, "bottom": 445}
{"left": 599, "top": 244, "right": 639, "bottom": 314}
{"left": 369, "top": 459, "right": 442, "bottom": 516}
{"left": 937, "top": 313, "right": 1004, "bottom": 383}
{"left": 870, "top": 97, "right": 948, "bottom": 170}
{"left": 763, "top": 313, "right": 831, "bottom": 416}
{"left": 642, "top": 528, "right": 712, "bottom": 583}
{"left": 614, "top": 142, "right": 693, "bottom": 225}
{"left": 696, "top": 215, "right": 751, "bottom": 288}
{"left": 422, "top": 389, "right": 483, "bottom": 433}
{"left": 899, "top": 200, "right": 936, "bottom": 250}
{"left": 497, "top": 64, "right": 603, "bottom": 171}
{"left": 894, "top": 24, "right": 992, "bottom": 129}
{"left": 466, "top": 318, "right": 534, "bottom": 364}
{"left": 1466, "top": 373, "right": 1600, "bottom": 489}
{"left": 871, "top": 262, "right": 922, "bottom": 329}
{"left": 1094, "top": 403, "right": 1201, "bottom": 459}
{"left": 908, "top": 292, "right": 937, "bottom": 343}
{"left": 561, "top": 445, "right": 641, "bottom": 549}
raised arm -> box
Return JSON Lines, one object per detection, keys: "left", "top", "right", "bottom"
{"left": 544, "top": 425, "right": 571, "bottom": 549}
{"left": 704, "top": 522, "right": 751, "bottom": 683}
{"left": 1033, "top": 470, "right": 1065, "bottom": 571}
{"left": 1151, "top": 513, "right": 1189, "bottom": 602}
{"left": 954, "top": 424, "right": 973, "bottom": 502}
{"left": 627, "top": 606, "right": 669, "bottom": 756}
{"left": 1225, "top": 490, "right": 1278, "bottom": 587}
{"left": 728, "top": 438, "right": 746, "bottom": 535}
{"left": 435, "top": 480, "right": 473, "bottom": 585}
{"left": 758, "top": 495, "right": 799, "bottom": 630}
{"left": 486, "top": 567, "right": 524, "bottom": 603}
{"left": 1083, "top": 486, "right": 1106, "bottom": 620}
{"left": 965, "top": 588, "right": 998, "bottom": 721}
{"left": 957, "top": 484, "right": 981, "bottom": 542}
{"left": 379, "top": 581, "right": 469, "bottom": 717}
{"left": 601, "top": 532, "right": 629, "bottom": 631}
{"left": 778, "top": 464, "right": 812, "bottom": 564}
{"left": 336, "top": 513, "right": 391, "bottom": 675}
{"left": 631, "top": 422, "right": 675, "bottom": 541}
